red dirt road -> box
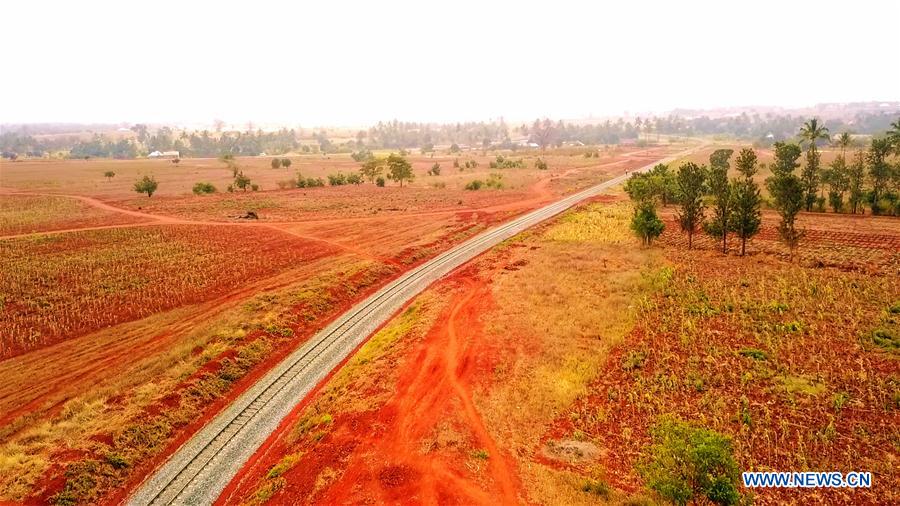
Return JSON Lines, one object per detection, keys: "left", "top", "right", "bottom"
{"left": 223, "top": 275, "right": 521, "bottom": 505}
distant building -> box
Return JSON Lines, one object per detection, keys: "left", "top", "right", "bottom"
{"left": 148, "top": 150, "right": 180, "bottom": 158}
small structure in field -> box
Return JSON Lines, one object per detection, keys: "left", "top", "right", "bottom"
{"left": 148, "top": 150, "right": 180, "bottom": 158}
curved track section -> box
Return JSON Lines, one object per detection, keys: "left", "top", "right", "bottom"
{"left": 128, "top": 149, "right": 693, "bottom": 505}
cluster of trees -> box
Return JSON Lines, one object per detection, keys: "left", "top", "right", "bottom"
{"left": 357, "top": 153, "right": 414, "bottom": 187}
{"left": 626, "top": 118, "right": 900, "bottom": 256}
{"left": 270, "top": 158, "right": 292, "bottom": 169}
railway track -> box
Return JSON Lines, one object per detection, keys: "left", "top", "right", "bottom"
{"left": 128, "top": 148, "right": 695, "bottom": 505}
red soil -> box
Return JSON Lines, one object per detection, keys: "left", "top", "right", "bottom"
{"left": 223, "top": 274, "right": 522, "bottom": 505}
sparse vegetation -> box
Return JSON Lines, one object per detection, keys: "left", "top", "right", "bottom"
{"left": 192, "top": 182, "right": 216, "bottom": 195}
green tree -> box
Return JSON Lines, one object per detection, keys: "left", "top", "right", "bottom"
{"left": 798, "top": 118, "right": 830, "bottom": 211}
{"left": 704, "top": 149, "right": 735, "bottom": 253}
{"left": 732, "top": 148, "right": 762, "bottom": 256}
{"left": 639, "top": 417, "right": 741, "bottom": 506}
{"left": 648, "top": 163, "right": 677, "bottom": 207}
{"left": 281, "top": 158, "right": 292, "bottom": 168}
{"left": 867, "top": 138, "right": 893, "bottom": 215}
{"left": 771, "top": 142, "right": 802, "bottom": 177}
{"left": 386, "top": 153, "right": 414, "bottom": 187}
{"left": 133, "top": 175, "right": 158, "bottom": 197}
{"left": 887, "top": 118, "right": 900, "bottom": 156}
{"left": 631, "top": 202, "right": 665, "bottom": 246}
{"left": 103, "top": 170, "right": 115, "bottom": 181}
{"left": 675, "top": 162, "right": 707, "bottom": 249}
{"left": 270, "top": 158, "right": 281, "bottom": 169}
{"left": 766, "top": 144, "right": 805, "bottom": 261}
{"left": 822, "top": 154, "right": 849, "bottom": 212}
{"left": 847, "top": 150, "right": 866, "bottom": 214}
{"left": 359, "top": 157, "right": 384, "bottom": 183}
{"left": 624, "top": 172, "right": 656, "bottom": 203}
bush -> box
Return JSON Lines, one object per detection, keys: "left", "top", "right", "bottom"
{"left": 281, "top": 158, "right": 292, "bottom": 168}
{"left": 347, "top": 173, "right": 363, "bottom": 185}
{"left": 428, "top": 163, "right": 441, "bottom": 176}
{"left": 489, "top": 155, "right": 525, "bottom": 169}
{"left": 328, "top": 173, "right": 347, "bottom": 186}
{"left": 465, "top": 180, "right": 483, "bottom": 190}
{"left": 276, "top": 180, "right": 294, "bottom": 189}
{"left": 639, "top": 416, "right": 740, "bottom": 506}
{"left": 375, "top": 176, "right": 385, "bottom": 187}
{"left": 485, "top": 173, "right": 504, "bottom": 189}
{"left": 250, "top": 183, "right": 259, "bottom": 191}
{"left": 192, "top": 182, "right": 217, "bottom": 195}
{"left": 270, "top": 158, "right": 281, "bottom": 169}
{"left": 234, "top": 172, "right": 252, "bottom": 191}
{"left": 535, "top": 158, "right": 548, "bottom": 170}
{"left": 580, "top": 478, "right": 610, "bottom": 498}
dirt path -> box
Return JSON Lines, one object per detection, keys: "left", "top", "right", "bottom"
{"left": 308, "top": 277, "right": 519, "bottom": 506}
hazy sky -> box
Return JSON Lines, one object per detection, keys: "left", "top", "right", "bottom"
{"left": 3, "top": 0, "right": 899, "bottom": 126}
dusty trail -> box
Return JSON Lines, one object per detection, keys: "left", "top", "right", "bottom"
{"left": 314, "top": 276, "right": 519, "bottom": 506}
{"left": 0, "top": 153, "right": 647, "bottom": 240}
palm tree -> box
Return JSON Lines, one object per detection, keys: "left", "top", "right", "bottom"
{"left": 834, "top": 132, "right": 853, "bottom": 157}
{"left": 798, "top": 118, "right": 830, "bottom": 147}
{"left": 797, "top": 118, "right": 830, "bottom": 211}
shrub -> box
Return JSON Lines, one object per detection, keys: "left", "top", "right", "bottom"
{"left": 192, "top": 182, "right": 217, "bottom": 195}
{"left": 234, "top": 172, "right": 252, "bottom": 191}
{"left": 471, "top": 449, "right": 489, "bottom": 460}
{"left": 351, "top": 149, "right": 373, "bottom": 162}
{"left": 535, "top": 158, "right": 548, "bottom": 170}
{"left": 465, "top": 180, "right": 483, "bottom": 191}
{"left": 428, "top": 163, "right": 441, "bottom": 176}
{"left": 347, "top": 173, "right": 363, "bottom": 185}
{"left": 328, "top": 173, "right": 347, "bottom": 186}
{"left": 453, "top": 158, "right": 460, "bottom": 168}
{"left": 639, "top": 416, "right": 740, "bottom": 506}
{"left": 376, "top": 176, "right": 385, "bottom": 187}
{"left": 484, "top": 173, "right": 504, "bottom": 189}
{"left": 580, "top": 478, "right": 610, "bottom": 498}
{"left": 250, "top": 183, "right": 259, "bottom": 191}
{"left": 281, "top": 158, "right": 292, "bottom": 168}
{"left": 490, "top": 155, "right": 525, "bottom": 169}
{"left": 271, "top": 158, "right": 281, "bottom": 169}
{"left": 276, "top": 180, "right": 294, "bottom": 189}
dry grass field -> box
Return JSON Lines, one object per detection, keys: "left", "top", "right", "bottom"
{"left": 224, "top": 199, "right": 899, "bottom": 505}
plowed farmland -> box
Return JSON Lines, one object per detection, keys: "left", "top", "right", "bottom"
{"left": 225, "top": 200, "right": 900, "bottom": 505}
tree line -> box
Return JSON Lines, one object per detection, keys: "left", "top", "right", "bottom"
{"left": 626, "top": 118, "right": 900, "bottom": 257}
{"left": 4, "top": 110, "right": 897, "bottom": 160}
